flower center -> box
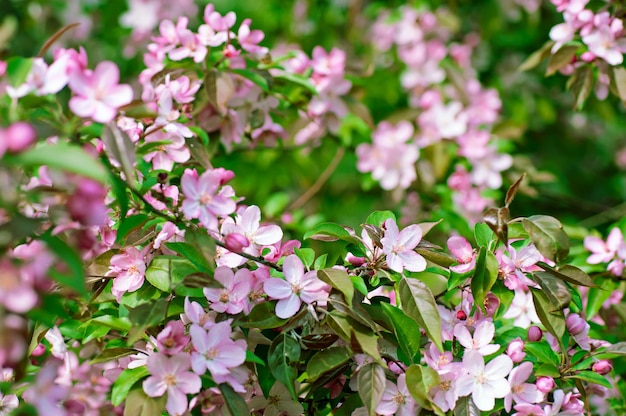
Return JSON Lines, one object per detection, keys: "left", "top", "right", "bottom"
{"left": 127, "top": 264, "right": 139, "bottom": 275}
{"left": 512, "top": 384, "right": 524, "bottom": 394}
{"left": 163, "top": 374, "right": 177, "bottom": 387}
{"left": 268, "top": 394, "right": 282, "bottom": 407}
{"left": 392, "top": 392, "right": 406, "bottom": 405}
{"left": 199, "top": 193, "right": 212, "bottom": 205}
{"left": 291, "top": 282, "right": 302, "bottom": 295}
{"left": 219, "top": 290, "right": 230, "bottom": 303}
{"left": 475, "top": 372, "right": 487, "bottom": 385}
{"left": 206, "top": 347, "right": 219, "bottom": 359}
{"left": 439, "top": 380, "right": 451, "bottom": 391}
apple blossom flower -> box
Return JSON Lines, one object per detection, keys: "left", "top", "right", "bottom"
{"left": 204, "top": 267, "right": 252, "bottom": 314}
{"left": 582, "top": 19, "right": 626, "bottom": 65}
{"left": 535, "top": 376, "right": 555, "bottom": 394}
{"left": 44, "top": 327, "right": 67, "bottom": 360}
{"left": 503, "top": 289, "right": 541, "bottom": 328}
{"left": 381, "top": 219, "right": 427, "bottom": 273}
{"left": 238, "top": 18, "right": 268, "bottom": 55}
{"left": 0, "top": 259, "right": 38, "bottom": 314}
{"left": 456, "top": 351, "right": 513, "bottom": 412}
{"left": 584, "top": 228, "right": 624, "bottom": 264}
{"left": 429, "top": 371, "right": 459, "bottom": 412}
{"left": 0, "top": 392, "right": 18, "bottom": 416}
{"left": 68, "top": 61, "right": 133, "bottom": 123}
{"left": 143, "top": 352, "right": 201, "bottom": 416}
{"left": 248, "top": 381, "right": 304, "bottom": 415}
{"left": 143, "top": 129, "right": 190, "bottom": 171}
{"left": 454, "top": 321, "right": 500, "bottom": 356}
{"left": 182, "top": 297, "right": 217, "bottom": 330}
{"left": 106, "top": 246, "right": 150, "bottom": 301}
{"left": 506, "top": 338, "right": 526, "bottom": 362}
{"left": 156, "top": 321, "right": 190, "bottom": 355}
{"left": 263, "top": 255, "right": 330, "bottom": 319}
{"left": 0, "top": 122, "right": 36, "bottom": 158}
{"left": 376, "top": 373, "right": 417, "bottom": 416}
{"left": 504, "top": 362, "right": 543, "bottom": 412}
{"left": 513, "top": 403, "right": 546, "bottom": 416}
{"left": 23, "top": 359, "right": 69, "bottom": 416}
{"left": 190, "top": 321, "right": 246, "bottom": 378}
{"left": 181, "top": 168, "right": 237, "bottom": 231}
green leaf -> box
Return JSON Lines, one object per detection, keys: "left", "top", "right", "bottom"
{"left": 357, "top": 363, "right": 386, "bottom": 416}
{"left": 318, "top": 268, "right": 354, "bottom": 306}
{"left": 536, "top": 262, "right": 595, "bottom": 287}
{"left": 245, "top": 350, "right": 265, "bottom": 366}
{"left": 524, "top": 342, "right": 560, "bottom": 366}
{"left": 381, "top": 303, "right": 421, "bottom": 365}
{"left": 109, "top": 173, "right": 129, "bottom": 219}
{"left": 294, "top": 247, "right": 315, "bottom": 270}
{"left": 594, "top": 341, "right": 626, "bottom": 358}
{"left": 546, "top": 45, "right": 579, "bottom": 76}
{"left": 6, "top": 56, "right": 33, "bottom": 87}
{"left": 611, "top": 66, "right": 626, "bottom": 102}
{"left": 505, "top": 172, "right": 527, "bottom": 208}
{"left": 230, "top": 68, "right": 270, "bottom": 91}
{"left": 398, "top": 277, "right": 443, "bottom": 352}
{"left": 123, "top": 388, "right": 165, "bottom": 416}
{"left": 164, "top": 242, "right": 213, "bottom": 273}
{"left": 11, "top": 142, "right": 109, "bottom": 184}
{"left": 102, "top": 123, "right": 136, "bottom": 185}
{"left": 219, "top": 383, "right": 250, "bottom": 415}
{"left": 127, "top": 298, "right": 168, "bottom": 327}
{"left": 274, "top": 72, "right": 318, "bottom": 94}
{"left": 532, "top": 288, "right": 566, "bottom": 344}
{"left": 115, "top": 214, "right": 149, "bottom": 246}
{"left": 350, "top": 327, "right": 382, "bottom": 364}
{"left": 535, "top": 363, "right": 560, "bottom": 378}
{"left": 365, "top": 211, "right": 396, "bottom": 226}
{"left": 474, "top": 222, "right": 495, "bottom": 249}
{"left": 569, "top": 371, "right": 612, "bottom": 388}
{"left": 90, "top": 316, "right": 132, "bottom": 332}
{"left": 313, "top": 253, "right": 328, "bottom": 270}
{"left": 111, "top": 366, "right": 150, "bottom": 407}
{"left": 453, "top": 396, "right": 481, "bottom": 416}
{"left": 180, "top": 272, "right": 221, "bottom": 289}
{"left": 519, "top": 40, "right": 555, "bottom": 72}
{"left": 91, "top": 347, "right": 138, "bottom": 365}
{"left": 522, "top": 215, "right": 570, "bottom": 263}
{"left": 405, "top": 364, "right": 440, "bottom": 410}
{"left": 236, "top": 302, "right": 288, "bottom": 329}
{"left": 532, "top": 272, "right": 571, "bottom": 311}
{"left": 268, "top": 334, "right": 301, "bottom": 401}
{"left": 306, "top": 346, "right": 353, "bottom": 382}
{"left": 304, "top": 222, "right": 355, "bottom": 243}
{"left": 470, "top": 248, "right": 499, "bottom": 313}
{"left": 569, "top": 65, "right": 594, "bottom": 110}
{"left": 145, "top": 256, "right": 198, "bottom": 292}
{"left": 586, "top": 277, "right": 616, "bottom": 319}
{"left": 39, "top": 232, "right": 87, "bottom": 296}
{"left": 483, "top": 207, "right": 510, "bottom": 245}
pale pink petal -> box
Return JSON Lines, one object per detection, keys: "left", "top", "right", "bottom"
{"left": 264, "top": 278, "right": 292, "bottom": 299}
{"left": 143, "top": 376, "right": 167, "bottom": 397}
{"left": 254, "top": 224, "right": 283, "bottom": 245}
{"left": 397, "top": 225, "right": 422, "bottom": 249}
{"left": 275, "top": 294, "right": 301, "bottom": 319}
{"left": 485, "top": 355, "right": 513, "bottom": 379}
{"left": 283, "top": 255, "right": 304, "bottom": 284}
{"left": 165, "top": 387, "right": 188, "bottom": 415}
{"left": 473, "top": 383, "right": 495, "bottom": 411}
{"left": 69, "top": 96, "right": 97, "bottom": 118}
{"left": 448, "top": 236, "right": 473, "bottom": 262}
{"left": 398, "top": 251, "right": 426, "bottom": 272}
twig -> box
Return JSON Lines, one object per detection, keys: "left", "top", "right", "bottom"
{"left": 287, "top": 147, "right": 345, "bottom": 211}
{"left": 213, "top": 239, "right": 283, "bottom": 272}
{"left": 578, "top": 201, "right": 626, "bottom": 228}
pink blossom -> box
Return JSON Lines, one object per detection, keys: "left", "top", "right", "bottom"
{"left": 513, "top": 403, "right": 546, "bottom": 416}
{"left": 68, "top": 61, "right": 133, "bottom": 123}
{"left": 430, "top": 371, "right": 459, "bottom": 412}
{"left": 203, "top": 267, "right": 252, "bottom": 314}
{"left": 168, "top": 29, "right": 208, "bottom": 63}
{"left": 23, "top": 359, "right": 69, "bottom": 416}
{"left": 156, "top": 321, "right": 190, "bottom": 355}
{"left": 456, "top": 351, "right": 513, "bottom": 411}
{"left": 0, "top": 392, "right": 18, "bottom": 416}
{"left": 375, "top": 373, "right": 416, "bottom": 416}
{"left": 182, "top": 297, "right": 216, "bottom": 330}
{"left": 448, "top": 236, "right": 476, "bottom": 273}
{"left": 503, "top": 289, "right": 541, "bottom": 328}
{"left": 454, "top": 321, "right": 500, "bottom": 356}
{"left": 189, "top": 321, "right": 246, "bottom": 378}
{"left": 506, "top": 338, "right": 526, "bottom": 363}
{"left": 0, "top": 122, "right": 36, "bottom": 157}
{"left": 356, "top": 141, "right": 419, "bottom": 190}
{"left": 263, "top": 255, "right": 330, "bottom": 318}
{"left": 143, "top": 129, "right": 190, "bottom": 171}
{"left": 181, "top": 168, "right": 237, "bottom": 231}
{"left": 238, "top": 19, "right": 267, "bottom": 55}
{"left": 584, "top": 228, "right": 624, "bottom": 264}
{"left": 582, "top": 19, "right": 626, "bottom": 65}
{"left": 66, "top": 178, "right": 108, "bottom": 227}
{"left": 143, "top": 352, "right": 201, "bottom": 415}
{"left": 381, "top": 219, "right": 427, "bottom": 273}
{"left": 0, "top": 260, "right": 38, "bottom": 313}
{"left": 106, "top": 246, "right": 149, "bottom": 301}
{"left": 504, "top": 362, "right": 543, "bottom": 412}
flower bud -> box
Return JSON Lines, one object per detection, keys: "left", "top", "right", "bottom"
{"left": 528, "top": 326, "right": 543, "bottom": 342}
{"left": 566, "top": 313, "right": 587, "bottom": 336}
{"left": 31, "top": 343, "right": 46, "bottom": 357}
{"left": 506, "top": 338, "right": 526, "bottom": 363}
{"left": 346, "top": 253, "right": 366, "bottom": 267}
{"left": 224, "top": 233, "right": 250, "bottom": 252}
{"left": 215, "top": 167, "right": 235, "bottom": 185}
{"left": 456, "top": 310, "right": 467, "bottom": 321}
{"left": 592, "top": 360, "right": 613, "bottom": 375}
{"left": 5, "top": 122, "right": 36, "bottom": 153}
{"left": 536, "top": 376, "right": 555, "bottom": 393}
{"left": 580, "top": 51, "right": 596, "bottom": 62}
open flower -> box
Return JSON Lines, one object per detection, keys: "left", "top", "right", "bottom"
{"left": 189, "top": 321, "right": 246, "bottom": 378}
{"left": 381, "top": 219, "right": 426, "bottom": 273}
{"left": 454, "top": 321, "right": 500, "bottom": 356}
{"left": 263, "top": 255, "right": 330, "bottom": 319}
{"left": 376, "top": 373, "right": 417, "bottom": 416}
{"left": 203, "top": 267, "right": 252, "bottom": 314}
{"left": 181, "top": 168, "right": 236, "bottom": 231}
{"left": 142, "top": 352, "right": 201, "bottom": 416}
{"left": 456, "top": 351, "right": 513, "bottom": 412}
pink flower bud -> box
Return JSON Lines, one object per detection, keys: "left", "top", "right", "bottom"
{"left": 31, "top": 343, "right": 46, "bottom": 357}
{"left": 592, "top": 360, "right": 612, "bottom": 375}
{"left": 224, "top": 233, "right": 250, "bottom": 252}
{"left": 528, "top": 326, "right": 543, "bottom": 342}
{"left": 506, "top": 338, "right": 526, "bottom": 363}
{"left": 580, "top": 51, "right": 596, "bottom": 62}
{"left": 566, "top": 313, "right": 587, "bottom": 336}
{"left": 216, "top": 168, "right": 235, "bottom": 185}
{"left": 5, "top": 122, "right": 36, "bottom": 153}
{"left": 0, "top": 61, "right": 6, "bottom": 77}
{"left": 536, "top": 376, "right": 555, "bottom": 393}
{"left": 456, "top": 310, "right": 467, "bottom": 321}
{"left": 346, "top": 253, "right": 366, "bottom": 266}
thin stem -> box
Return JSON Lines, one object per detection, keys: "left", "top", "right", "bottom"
{"left": 287, "top": 146, "right": 345, "bottom": 212}
{"left": 213, "top": 239, "right": 283, "bottom": 272}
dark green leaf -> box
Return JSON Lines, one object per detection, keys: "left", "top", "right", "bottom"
{"left": 304, "top": 222, "right": 352, "bottom": 242}
{"left": 536, "top": 262, "right": 595, "bottom": 287}
{"left": 586, "top": 277, "right": 616, "bottom": 319}
{"left": 230, "top": 68, "right": 271, "bottom": 91}
{"left": 268, "top": 334, "right": 300, "bottom": 400}
{"left": 569, "top": 371, "right": 612, "bottom": 388}
{"left": 102, "top": 123, "right": 136, "bottom": 185}
{"left": 237, "top": 302, "right": 288, "bottom": 329}
{"left": 115, "top": 214, "right": 149, "bottom": 246}
{"left": 39, "top": 231, "right": 87, "bottom": 296}
{"left": 524, "top": 342, "right": 560, "bottom": 366}
{"left": 306, "top": 346, "right": 352, "bottom": 382}
{"left": 145, "top": 256, "right": 198, "bottom": 292}
{"left": 546, "top": 45, "right": 579, "bottom": 76}
{"left": 357, "top": 363, "right": 386, "bottom": 416}
{"left": 6, "top": 56, "right": 33, "bottom": 87}
{"left": 483, "top": 207, "right": 509, "bottom": 245}
{"left": 405, "top": 364, "right": 440, "bottom": 410}
{"left": 381, "top": 303, "right": 421, "bottom": 365}
{"left": 180, "top": 272, "right": 221, "bottom": 289}
{"left": 453, "top": 396, "right": 481, "bottom": 416}
{"left": 522, "top": 215, "right": 570, "bottom": 263}
{"left": 91, "top": 348, "right": 138, "bottom": 365}
{"left": 533, "top": 272, "right": 572, "bottom": 311}
{"left": 294, "top": 247, "right": 315, "bottom": 270}
{"left": 318, "top": 268, "right": 354, "bottom": 306}
{"left": 127, "top": 298, "right": 168, "bottom": 327}
{"left": 123, "top": 388, "right": 166, "bottom": 416}
{"left": 164, "top": 242, "right": 213, "bottom": 273}
{"left": 111, "top": 366, "right": 150, "bottom": 406}
{"left": 398, "top": 277, "right": 443, "bottom": 351}
{"left": 350, "top": 327, "right": 382, "bottom": 364}
{"left": 471, "top": 248, "right": 499, "bottom": 313}
{"left": 219, "top": 383, "right": 250, "bottom": 415}
{"left": 532, "top": 288, "right": 566, "bottom": 344}
{"left": 474, "top": 222, "right": 495, "bottom": 249}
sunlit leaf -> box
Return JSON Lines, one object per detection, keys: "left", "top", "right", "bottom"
{"left": 111, "top": 366, "right": 150, "bottom": 406}
{"left": 268, "top": 334, "right": 300, "bottom": 401}
{"left": 398, "top": 277, "right": 443, "bottom": 352}
{"left": 306, "top": 346, "right": 352, "bottom": 382}
{"left": 318, "top": 268, "right": 354, "bottom": 306}
{"left": 357, "top": 363, "right": 386, "bottom": 416}
{"left": 522, "top": 215, "right": 570, "bottom": 263}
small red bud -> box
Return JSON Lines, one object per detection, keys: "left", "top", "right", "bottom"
{"left": 456, "top": 310, "right": 467, "bottom": 321}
